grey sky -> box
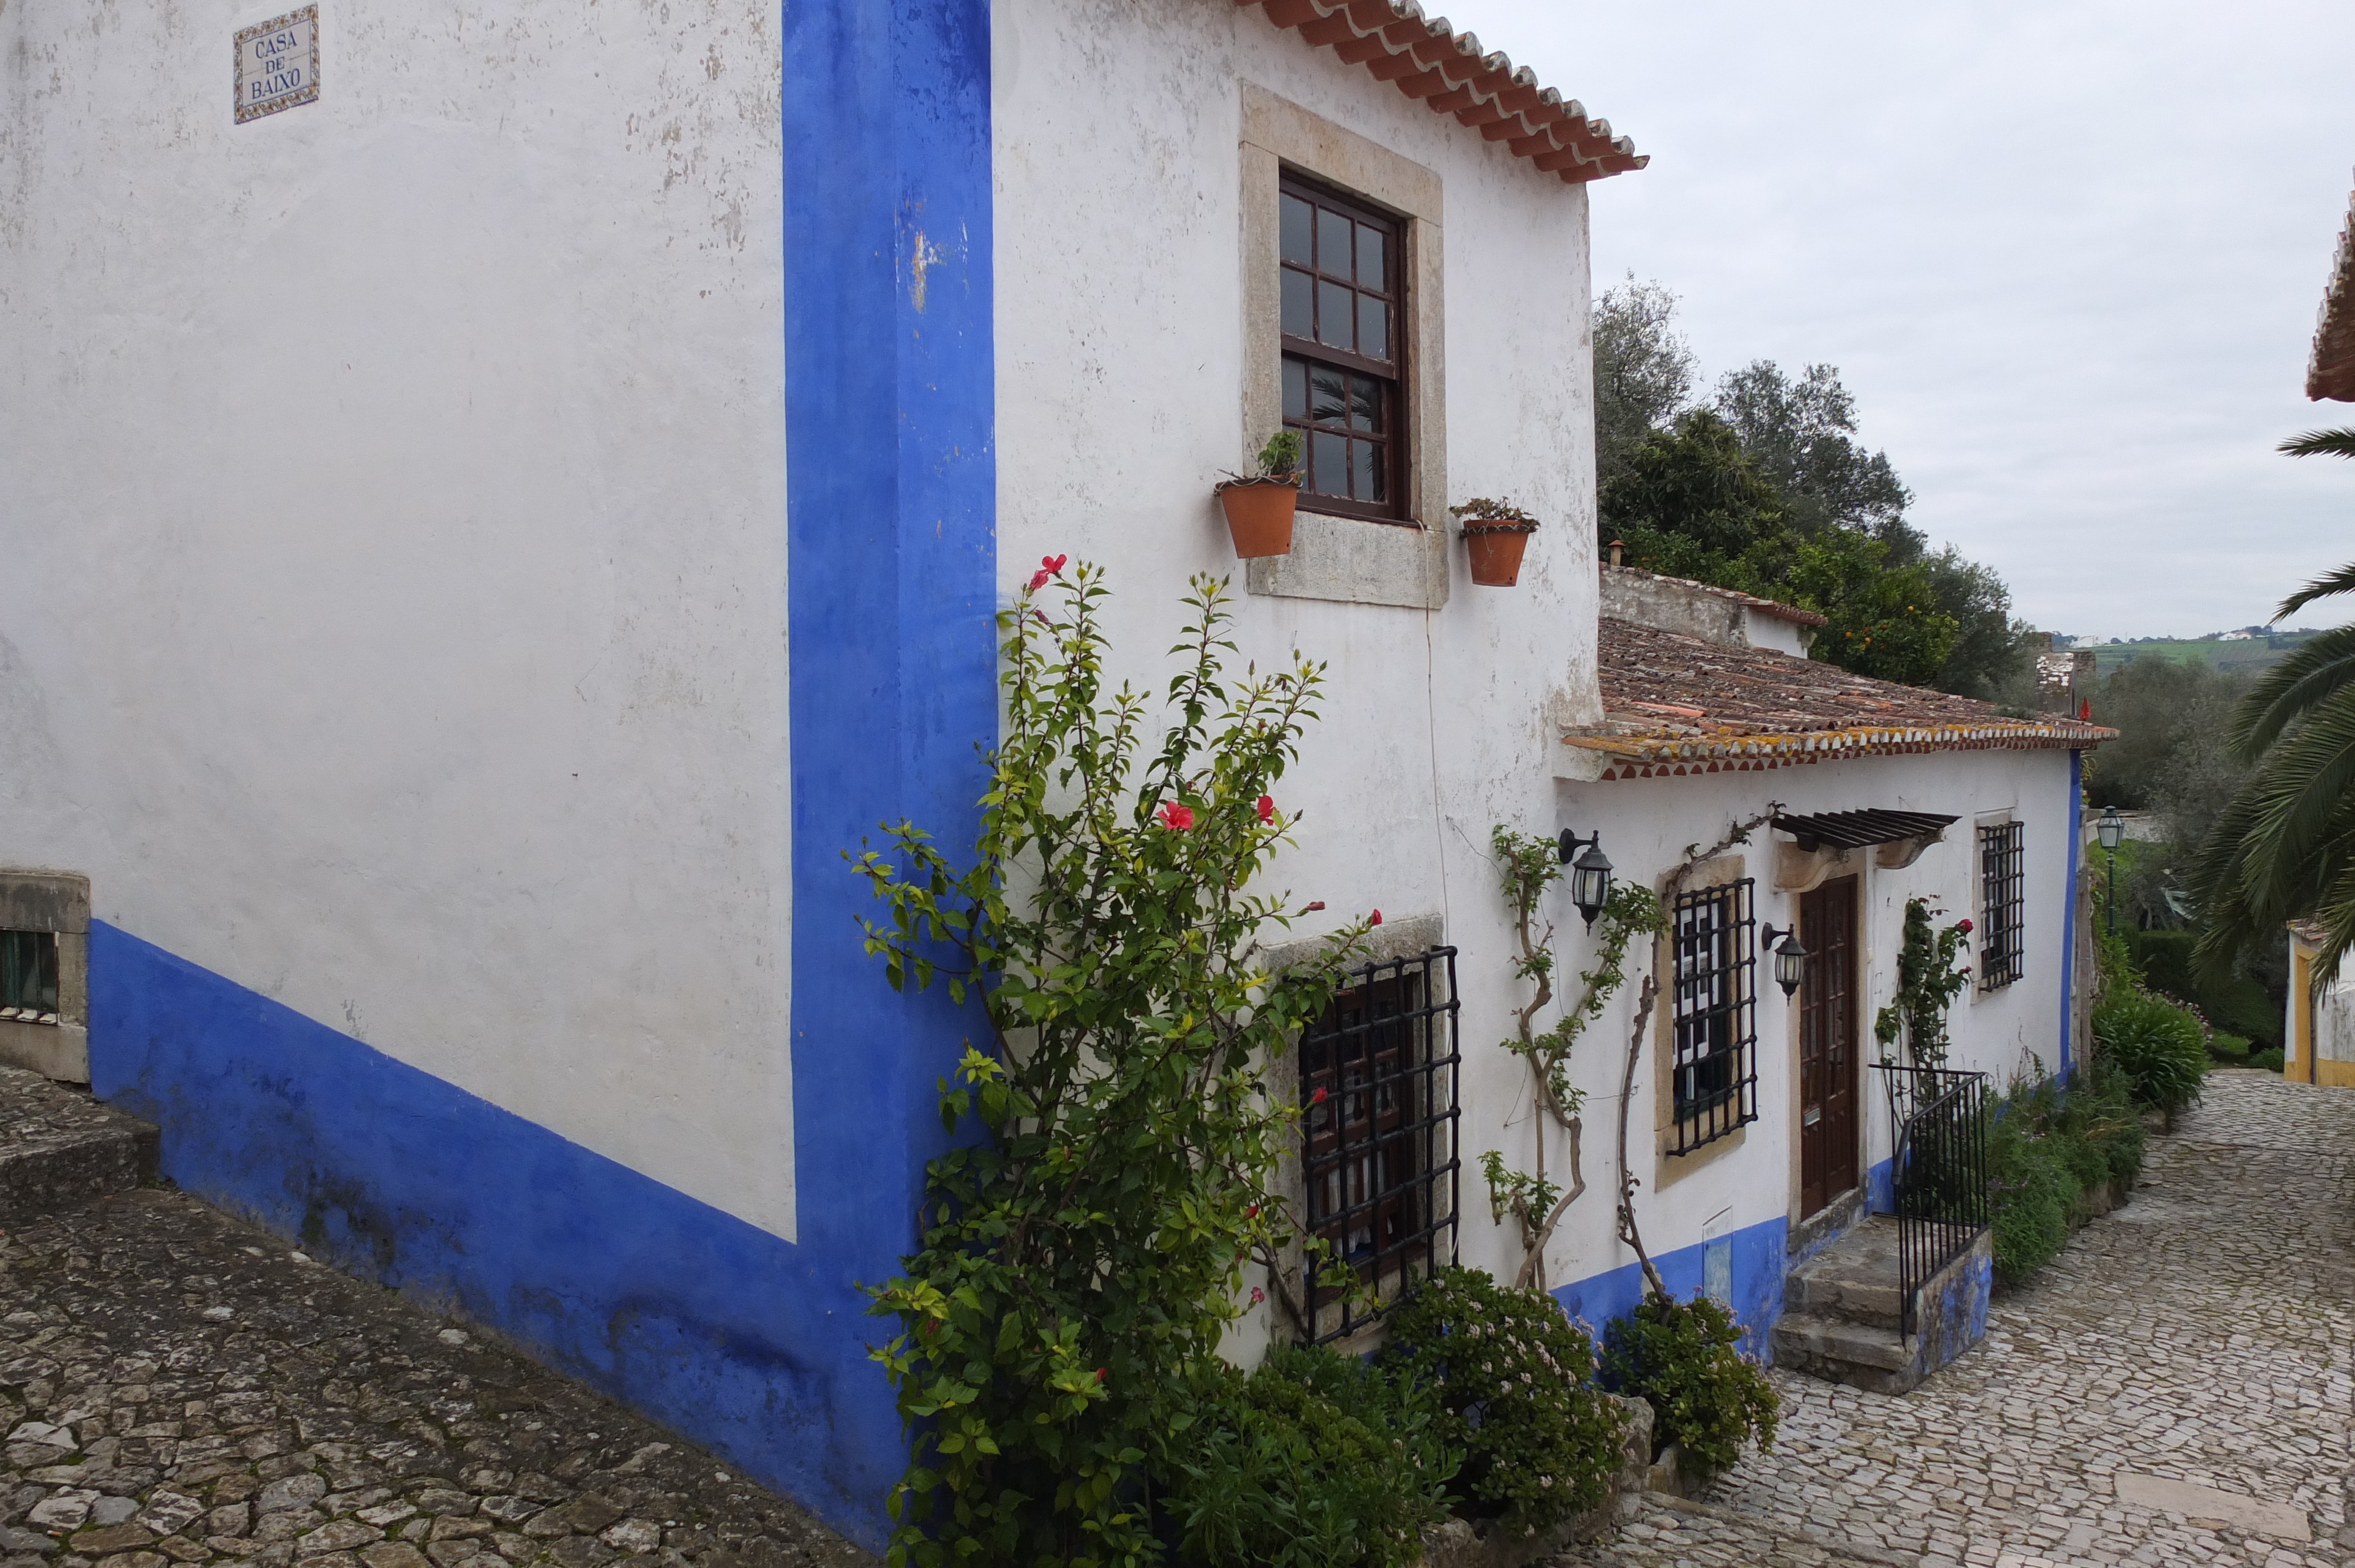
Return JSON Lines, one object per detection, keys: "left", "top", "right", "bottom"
{"left": 1440, "top": 1, "right": 2355, "bottom": 639}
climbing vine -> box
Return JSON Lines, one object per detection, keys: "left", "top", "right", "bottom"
{"left": 853, "top": 564, "right": 1374, "bottom": 1568}
{"left": 1480, "top": 827, "right": 1665, "bottom": 1290}
{"left": 1872, "top": 898, "right": 1972, "bottom": 1068}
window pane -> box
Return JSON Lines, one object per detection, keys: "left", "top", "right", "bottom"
{"left": 1283, "top": 357, "right": 1308, "bottom": 420}
{"left": 1281, "top": 194, "right": 1314, "bottom": 266}
{"left": 1311, "top": 430, "right": 1348, "bottom": 496}
{"left": 1318, "top": 207, "right": 1354, "bottom": 276}
{"left": 1281, "top": 268, "right": 1312, "bottom": 338}
{"left": 1353, "top": 438, "right": 1385, "bottom": 501}
{"left": 1318, "top": 280, "right": 1355, "bottom": 351}
{"left": 1349, "top": 373, "right": 1382, "bottom": 431}
{"left": 1310, "top": 365, "right": 1347, "bottom": 424}
{"left": 1357, "top": 294, "right": 1388, "bottom": 362}
{"left": 1356, "top": 222, "right": 1387, "bottom": 288}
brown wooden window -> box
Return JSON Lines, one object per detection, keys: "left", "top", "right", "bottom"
{"left": 1300, "top": 947, "right": 1458, "bottom": 1343}
{"left": 1280, "top": 177, "right": 1407, "bottom": 521}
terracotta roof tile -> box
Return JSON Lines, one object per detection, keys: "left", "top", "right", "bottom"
{"left": 2311, "top": 176, "right": 2355, "bottom": 401}
{"left": 1605, "top": 564, "right": 1827, "bottom": 627}
{"left": 1567, "top": 617, "right": 2115, "bottom": 781}
{"left": 1236, "top": 0, "right": 1646, "bottom": 186}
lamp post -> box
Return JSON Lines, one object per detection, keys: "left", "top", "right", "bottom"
{"left": 1557, "top": 829, "right": 1614, "bottom": 929}
{"left": 2096, "top": 806, "right": 2125, "bottom": 936}
{"left": 1759, "top": 923, "right": 1808, "bottom": 999}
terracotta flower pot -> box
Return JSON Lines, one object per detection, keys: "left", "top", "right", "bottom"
{"left": 1216, "top": 479, "right": 1299, "bottom": 559}
{"left": 1462, "top": 523, "right": 1537, "bottom": 586}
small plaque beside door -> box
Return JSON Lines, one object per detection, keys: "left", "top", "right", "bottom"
{"left": 236, "top": 6, "right": 319, "bottom": 124}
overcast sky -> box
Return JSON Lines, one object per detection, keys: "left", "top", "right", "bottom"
{"left": 1439, "top": 1, "right": 2355, "bottom": 640}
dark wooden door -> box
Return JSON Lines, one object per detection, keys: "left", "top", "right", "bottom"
{"left": 1799, "top": 876, "right": 1860, "bottom": 1217}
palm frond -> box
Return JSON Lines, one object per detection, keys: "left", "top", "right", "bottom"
{"left": 2228, "top": 623, "right": 2355, "bottom": 759}
{"left": 2276, "top": 557, "right": 2355, "bottom": 622}
{"left": 2278, "top": 427, "right": 2355, "bottom": 460}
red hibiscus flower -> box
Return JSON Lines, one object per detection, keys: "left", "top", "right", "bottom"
{"left": 1157, "top": 802, "right": 1196, "bottom": 831}
{"left": 1042, "top": 553, "right": 1067, "bottom": 574}
{"left": 1249, "top": 1287, "right": 1265, "bottom": 1305}
{"left": 1255, "top": 795, "right": 1275, "bottom": 824}
{"left": 1028, "top": 569, "right": 1052, "bottom": 592}
{"left": 1311, "top": 1087, "right": 1328, "bottom": 1105}
{"left": 1956, "top": 918, "right": 1973, "bottom": 934}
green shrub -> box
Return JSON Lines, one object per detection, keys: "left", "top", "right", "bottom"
{"left": 1597, "top": 1295, "right": 1778, "bottom": 1480}
{"left": 2092, "top": 988, "right": 2208, "bottom": 1117}
{"left": 2208, "top": 1031, "right": 2251, "bottom": 1063}
{"left": 1986, "top": 1108, "right": 2077, "bottom": 1284}
{"left": 1383, "top": 1269, "right": 1626, "bottom": 1533}
{"left": 2251, "top": 1048, "right": 2286, "bottom": 1072}
{"left": 2124, "top": 929, "right": 2282, "bottom": 1051}
{"left": 1153, "top": 1347, "right": 1456, "bottom": 1568}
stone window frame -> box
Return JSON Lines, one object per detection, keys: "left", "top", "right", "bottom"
{"left": 1654, "top": 855, "right": 1755, "bottom": 1185}
{"left": 1240, "top": 83, "right": 1449, "bottom": 610}
{"left": 0, "top": 871, "right": 91, "bottom": 1085}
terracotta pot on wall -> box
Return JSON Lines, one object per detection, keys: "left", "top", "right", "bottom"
{"left": 1216, "top": 480, "right": 1299, "bottom": 559}
{"left": 1461, "top": 523, "right": 1537, "bottom": 586}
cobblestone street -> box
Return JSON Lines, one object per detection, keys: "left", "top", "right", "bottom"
{"left": 0, "top": 1187, "right": 867, "bottom": 1568}
{"left": 1567, "top": 1069, "right": 2355, "bottom": 1567}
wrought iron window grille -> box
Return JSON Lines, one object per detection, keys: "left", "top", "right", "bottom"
{"left": 1299, "top": 945, "right": 1460, "bottom": 1344}
{"left": 1669, "top": 880, "right": 1759, "bottom": 1154}
{"left": 1978, "top": 822, "right": 2026, "bottom": 991}
{"left": 0, "top": 931, "right": 59, "bottom": 1026}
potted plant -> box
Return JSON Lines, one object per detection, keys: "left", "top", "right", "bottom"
{"left": 1452, "top": 497, "right": 1539, "bottom": 586}
{"left": 1216, "top": 430, "right": 1303, "bottom": 559}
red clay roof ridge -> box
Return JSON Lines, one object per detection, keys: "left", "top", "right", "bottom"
{"left": 1235, "top": 0, "right": 1646, "bottom": 187}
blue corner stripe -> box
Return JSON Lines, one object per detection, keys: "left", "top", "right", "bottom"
{"left": 2061, "top": 750, "right": 2084, "bottom": 1078}
{"left": 88, "top": 921, "right": 873, "bottom": 1527}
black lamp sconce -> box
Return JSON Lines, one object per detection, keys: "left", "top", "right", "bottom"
{"left": 1759, "top": 923, "right": 1808, "bottom": 998}
{"left": 1556, "top": 829, "right": 1615, "bottom": 929}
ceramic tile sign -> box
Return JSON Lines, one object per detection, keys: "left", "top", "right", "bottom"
{"left": 235, "top": 6, "right": 319, "bottom": 124}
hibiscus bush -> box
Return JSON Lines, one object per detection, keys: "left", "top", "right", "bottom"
{"left": 1598, "top": 1294, "right": 1777, "bottom": 1480}
{"left": 854, "top": 563, "right": 1372, "bottom": 1567}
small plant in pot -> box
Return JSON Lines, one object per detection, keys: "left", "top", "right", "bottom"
{"left": 1216, "top": 430, "right": 1304, "bottom": 559}
{"left": 1452, "top": 497, "right": 1539, "bottom": 586}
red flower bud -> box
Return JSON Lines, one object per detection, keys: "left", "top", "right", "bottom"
{"left": 1304, "top": 900, "right": 1325, "bottom": 912}
{"left": 1095, "top": 1367, "right": 1107, "bottom": 1382}
{"left": 1245, "top": 1204, "right": 1260, "bottom": 1219}
{"left": 1311, "top": 1086, "right": 1328, "bottom": 1105}
{"left": 1249, "top": 1287, "right": 1265, "bottom": 1305}
{"left": 1028, "top": 569, "right": 1052, "bottom": 592}
{"left": 1369, "top": 909, "right": 1383, "bottom": 926}
{"left": 1255, "top": 795, "right": 1275, "bottom": 825}
{"left": 1956, "top": 918, "right": 1973, "bottom": 934}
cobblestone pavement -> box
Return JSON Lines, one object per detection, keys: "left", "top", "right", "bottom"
{"left": 0, "top": 1188, "right": 869, "bottom": 1568}
{"left": 1573, "top": 1069, "right": 2355, "bottom": 1568}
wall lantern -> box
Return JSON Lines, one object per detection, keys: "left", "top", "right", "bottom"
{"left": 2096, "top": 806, "right": 2125, "bottom": 853}
{"left": 1759, "top": 923, "right": 1808, "bottom": 999}
{"left": 1557, "top": 829, "right": 1615, "bottom": 929}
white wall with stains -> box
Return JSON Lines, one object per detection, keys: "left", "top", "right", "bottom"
{"left": 0, "top": 2, "right": 795, "bottom": 1237}
{"left": 991, "top": 0, "right": 1607, "bottom": 1315}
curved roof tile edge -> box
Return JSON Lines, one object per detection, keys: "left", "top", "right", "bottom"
{"left": 1238, "top": 0, "right": 1647, "bottom": 185}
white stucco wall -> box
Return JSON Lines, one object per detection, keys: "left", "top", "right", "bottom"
{"left": 992, "top": 0, "right": 1607, "bottom": 1319}
{"left": 1541, "top": 746, "right": 2080, "bottom": 1290}
{"left": 0, "top": 4, "right": 795, "bottom": 1237}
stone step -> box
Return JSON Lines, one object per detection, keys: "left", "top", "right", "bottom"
{"left": 0, "top": 1064, "right": 158, "bottom": 1221}
{"left": 1770, "top": 1310, "right": 1916, "bottom": 1397}
{"left": 1782, "top": 1214, "right": 1906, "bottom": 1330}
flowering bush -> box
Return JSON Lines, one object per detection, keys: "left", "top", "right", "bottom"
{"left": 1872, "top": 898, "right": 1972, "bottom": 1067}
{"left": 1381, "top": 1268, "right": 1625, "bottom": 1533}
{"left": 854, "top": 565, "right": 1372, "bottom": 1567}
{"left": 1598, "top": 1294, "right": 1777, "bottom": 1480}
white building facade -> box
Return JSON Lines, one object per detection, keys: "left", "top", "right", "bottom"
{"left": 1, "top": 0, "right": 2100, "bottom": 1547}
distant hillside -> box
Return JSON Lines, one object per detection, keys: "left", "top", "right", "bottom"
{"left": 2087, "top": 631, "right": 2321, "bottom": 677}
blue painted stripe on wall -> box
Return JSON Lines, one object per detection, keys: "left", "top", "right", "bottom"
{"left": 2060, "top": 750, "right": 2084, "bottom": 1078}
{"left": 1553, "top": 1215, "right": 1789, "bottom": 1360}
{"left": 780, "top": 0, "right": 997, "bottom": 1543}
{"left": 88, "top": 922, "right": 870, "bottom": 1527}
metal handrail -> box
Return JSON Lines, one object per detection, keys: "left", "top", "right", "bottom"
{"left": 1872, "top": 1063, "right": 1989, "bottom": 1340}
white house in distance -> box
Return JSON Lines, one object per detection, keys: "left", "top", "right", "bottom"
{"left": 0, "top": 0, "right": 2104, "bottom": 1547}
